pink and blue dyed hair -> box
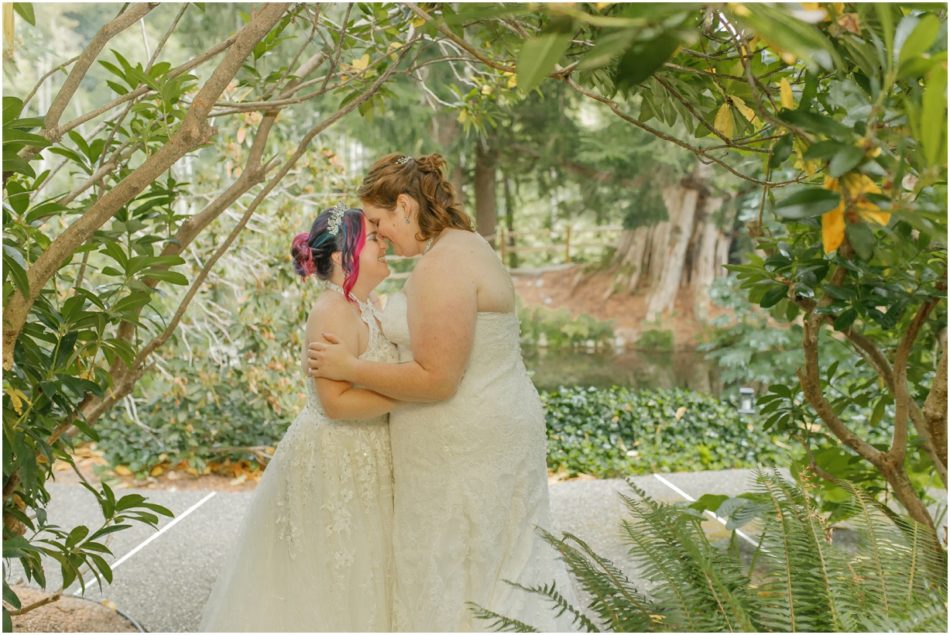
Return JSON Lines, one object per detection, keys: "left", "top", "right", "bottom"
{"left": 290, "top": 207, "right": 366, "bottom": 302}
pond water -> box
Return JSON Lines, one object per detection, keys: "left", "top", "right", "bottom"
{"left": 523, "top": 347, "right": 721, "bottom": 395}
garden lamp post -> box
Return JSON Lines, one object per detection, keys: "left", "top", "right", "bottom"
{"left": 738, "top": 387, "right": 756, "bottom": 414}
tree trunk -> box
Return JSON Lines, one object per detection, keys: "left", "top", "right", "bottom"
{"left": 646, "top": 186, "right": 699, "bottom": 321}
{"left": 430, "top": 111, "right": 465, "bottom": 208}
{"left": 474, "top": 141, "right": 497, "bottom": 244}
{"left": 503, "top": 174, "right": 519, "bottom": 268}
{"left": 609, "top": 165, "right": 732, "bottom": 320}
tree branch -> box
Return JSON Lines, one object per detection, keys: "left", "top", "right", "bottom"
{"left": 37, "top": 3, "right": 157, "bottom": 146}
{"left": 798, "top": 312, "right": 884, "bottom": 466}
{"left": 923, "top": 329, "right": 948, "bottom": 473}
{"left": 889, "top": 298, "right": 938, "bottom": 462}
{"left": 3, "top": 3, "right": 290, "bottom": 371}
{"left": 36, "top": 34, "right": 239, "bottom": 148}
{"left": 564, "top": 76, "right": 803, "bottom": 187}
{"left": 22, "top": 55, "right": 81, "bottom": 111}
{"left": 70, "top": 37, "right": 417, "bottom": 433}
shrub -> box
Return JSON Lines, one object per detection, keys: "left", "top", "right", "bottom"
{"left": 518, "top": 305, "right": 615, "bottom": 351}
{"left": 474, "top": 470, "right": 947, "bottom": 632}
{"left": 634, "top": 327, "right": 674, "bottom": 352}
{"left": 542, "top": 386, "right": 788, "bottom": 477}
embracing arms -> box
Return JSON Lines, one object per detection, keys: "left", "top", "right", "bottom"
{"left": 308, "top": 299, "right": 402, "bottom": 420}
{"left": 310, "top": 247, "right": 477, "bottom": 403}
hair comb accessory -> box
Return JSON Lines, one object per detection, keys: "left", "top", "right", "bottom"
{"left": 327, "top": 202, "right": 347, "bottom": 236}
{"left": 395, "top": 155, "right": 413, "bottom": 166}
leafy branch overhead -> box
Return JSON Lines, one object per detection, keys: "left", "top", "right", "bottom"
{"left": 408, "top": 2, "right": 947, "bottom": 538}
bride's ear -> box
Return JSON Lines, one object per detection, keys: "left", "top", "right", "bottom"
{"left": 396, "top": 193, "right": 417, "bottom": 214}
{"left": 330, "top": 251, "right": 342, "bottom": 267}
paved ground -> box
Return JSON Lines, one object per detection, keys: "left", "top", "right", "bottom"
{"left": 7, "top": 468, "right": 941, "bottom": 632}
{"left": 6, "top": 468, "right": 770, "bottom": 631}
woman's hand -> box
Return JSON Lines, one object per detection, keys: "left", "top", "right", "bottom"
{"left": 308, "top": 333, "right": 358, "bottom": 382}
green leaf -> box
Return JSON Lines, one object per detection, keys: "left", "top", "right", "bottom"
{"left": 142, "top": 270, "right": 188, "bottom": 285}
{"left": 804, "top": 140, "right": 846, "bottom": 160}
{"left": 613, "top": 33, "right": 680, "bottom": 90}
{"left": 517, "top": 30, "right": 573, "bottom": 92}
{"left": 759, "top": 285, "right": 788, "bottom": 308}
{"left": 778, "top": 109, "right": 851, "bottom": 137}
{"left": 828, "top": 144, "right": 865, "bottom": 177}
{"left": 106, "top": 80, "right": 129, "bottom": 96}
{"left": 869, "top": 396, "right": 887, "bottom": 428}
{"left": 13, "top": 4, "right": 35, "bottom": 26}
{"left": 898, "top": 50, "right": 947, "bottom": 81}
{"left": 577, "top": 30, "right": 636, "bottom": 71}
{"left": 3, "top": 581, "right": 21, "bottom": 610}
{"left": 846, "top": 221, "right": 876, "bottom": 260}
{"left": 769, "top": 134, "right": 793, "bottom": 169}
{"left": 2, "top": 96, "right": 24, "bottom": 125}
{"left": 689, "top": 493, "right": 729, "bottom": 513}
{"left": 774, "top": 188, "right": 840, "bottom": 220}
{"left": 65, "top": 525, "right": 90, "bottom": 549}
{"left": 921, "top": 64, "right": 947, "bottom": 166}
{"left": 894, "top": 14, "right": 938, "bottom": 70}
{"left": 875, "top": 4, "right": 895, "bottom": 68}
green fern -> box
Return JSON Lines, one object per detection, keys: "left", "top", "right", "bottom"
{"left": 472, "top": 470, "right": 947, "bottom": 633}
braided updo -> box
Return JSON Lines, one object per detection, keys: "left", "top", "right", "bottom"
{"left": 290, "top": 206, "right": 366, "bottom": 301}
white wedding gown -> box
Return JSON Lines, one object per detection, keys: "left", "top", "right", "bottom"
{"left": 200, "top": 303, "right": 398, "bottom": 631}
{"left": 380, "top": 292, "right": 578, "bottom": 632}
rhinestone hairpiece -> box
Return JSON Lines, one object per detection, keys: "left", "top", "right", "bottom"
{"left": 327, "top": 202, "right": 347, "bottom": 236}
{"left": 395, "top": 155, "right": 413, "bottom": 166}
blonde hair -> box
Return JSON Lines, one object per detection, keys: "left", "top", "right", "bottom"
{"left": 357, "top": 153, "right": 474, "bottom": 240}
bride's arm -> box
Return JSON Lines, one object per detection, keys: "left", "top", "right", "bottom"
{"left": 311, "top": 252, "right": 477, "bottom": 403}
{"left": 310, "top": 300, "right": 402, "bottom": 419}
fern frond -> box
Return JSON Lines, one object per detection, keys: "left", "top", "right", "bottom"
{"left": 503, "top": 578, "right": 601, "bottom": 633}
{"left": 861, "top": 594, "right": 949, "bottom": 632}
{"left": 467, "top": 602, "right": 539, "bottom": 632}
{"left": 553, "top": 530, "right": 661, "bottom": 631}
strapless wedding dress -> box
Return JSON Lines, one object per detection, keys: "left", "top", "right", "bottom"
{"left": 380, "top": 292, "right": 577, "bottom": 632}
{"left": 200, "top": 300, "right": 398, "bottom": 631}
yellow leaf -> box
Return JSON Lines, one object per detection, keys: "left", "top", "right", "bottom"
{"left": 351, "top": 53, "right": 370, "bottom": 72}
{"left": 507, "top": 73, "right": 518, "bottom": 89}
{"left": 114, "top": 465, "right": 132, "bottom": 476}
{"left": 821, "top": 205, "right": 846, "bottom": 253}
{"left": 236, "top": 126, "right": 246, "bottom": 144}
{"left": 4, "top": 386, "right": 27, "bottom": 415}
{"left": 713, "top": 103, "right": 735, "bottom": 139}
{"left": 150, "top": 465, "right": 165, "bottom": 477}
{"left": 481, "top": 84, "right": 493, "bottom": 96}
{"left": 731, "top": 3, "right": 751, "bottom": 17}
{"left": 858, "top": 203, "right": 891, "bottom": 226}
{"left": 675, "top": 406, "right": 688, "bottom": 421}
{"left": 827, "top": 173, "right": 881, "bottom": 197}
{"left": 410, "top": 16, "right": 426, "bottom": 28}
{"left": 779, "top": 78, "right": 795, "bottom": 110}
{"left": 732, "top": 96, "right": 756, "bottom": 124}
{"left": 457, "top": 109, "right": 469, "bottom": 124}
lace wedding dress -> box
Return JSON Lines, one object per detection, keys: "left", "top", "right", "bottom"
{"left": 200, "top": 292, "right": 398, "bottom": 632}
{"left": 380, "top": 292, "right": 578, "bottom": 632}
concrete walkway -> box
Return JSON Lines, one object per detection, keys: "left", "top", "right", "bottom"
{"left": 3, "top": 468, "right": 800, "bottom": 631}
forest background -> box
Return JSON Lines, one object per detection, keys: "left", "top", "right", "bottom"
{"left": 1, "top": 2, "right": 946, "bottom": 628}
